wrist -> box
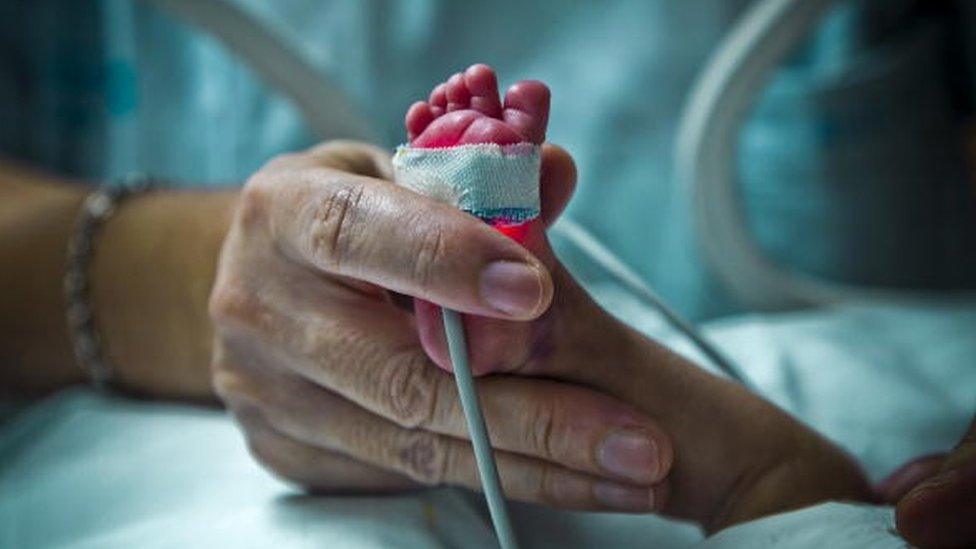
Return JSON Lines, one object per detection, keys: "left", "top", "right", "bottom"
{"left": 588, "top": 316, "right": 872, "bottom": 530}
{"left": 92, "top": 189, "right": 237, "bottom": 400}
{"left": 0, "top": 173, "right": 88, "bottom": 394}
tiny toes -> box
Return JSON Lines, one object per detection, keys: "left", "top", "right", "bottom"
{"left": 406, "top": 64, "right": 551, "bottom": 147}
{"left": 405, "top": 101, "right": 435, "bottom": 141}
{"left": 446, "top": 72, "right": 471, "bottom": 112}
{"left": 429, "top": 83, "right": 448, "bottom": 116}
{"left": 464, "top": 63, "right": 502, "bottom": 118}
{"left": 503, "top": 80, "right": 551, "bottom": 144}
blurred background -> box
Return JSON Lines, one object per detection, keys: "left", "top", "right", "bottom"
{"left": 3, "top": 0, "right": 974, "bottom": 320}
{"left": 3, "top": 2, "right": 976, "bottom": 547}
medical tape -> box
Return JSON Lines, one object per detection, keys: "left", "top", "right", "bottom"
{"left": 392, "top": 143, "right": 541, "bottom": 222}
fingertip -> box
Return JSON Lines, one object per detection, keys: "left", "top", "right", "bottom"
{"left": 478, "top": 258, "right": 553, "bottom": 321}
{"left": 895, "top": 489, "right": 940, "bottom": 547}
{"left": 401, "top": 201, "right": 552, "bottom": 320}
{"left": 652, "top": 478, "right": 671, "bottom": 513}
{"left": 647, "top": 423, "right": 674, "bottom": 483}
{"left": 414, "top": 298, "right": 453, "bottom": 372}
{"left": 876, "top": 454, "right": 946, "bottom": 503}
{"left": 541, "top": 143, "right": 576, "bottom": 171}
{"left": 592, "top": 481, "right": 656, "bottom": 512}
{"left": 596, "top": 423, "right": 672, "bottom": 485}
{"left": 541, "top": 144, "right": 577, "bottom": 182}
{"left": 895, "top": 463, "right": 976, "bottom": 548}
{"left": 540, "top": 143, "right": 578, "bottom": 225}
{"left": 530, "top": 256, "right": 556, "bottom": 319}
{"left": 536, "top": 260, "right": 555, "bottom": 316}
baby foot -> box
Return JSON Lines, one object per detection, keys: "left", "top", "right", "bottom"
{"left": 405, "top": 63, "right": 549, "bottom": 148}
{"left": 404, "top": 64, "right": 549, "bottom": 241}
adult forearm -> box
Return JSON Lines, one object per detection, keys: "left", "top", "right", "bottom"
{"left": 92, "top": 188, "right": 237, "bottom": 401}
{"left": 0, "top": 163, "right": 87, "bottom": 393}
{"left": 0, "top": 161, "right": 237, "bottom": 401}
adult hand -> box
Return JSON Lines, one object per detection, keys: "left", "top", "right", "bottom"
{"left": 878, "top": 414, "right": 976, "bottom": 548}
{"left": 414, "top": 169, "right": 871, "bottom": 531}
{"left": 209, "top": 140, "right": 673, "bottom": 510}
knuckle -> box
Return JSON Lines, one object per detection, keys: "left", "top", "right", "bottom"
{"left": 410, "top": 224, "right": 448, "bottom": 291}
{"left": 247, "top": 433, "right": 295, "bottom": 481}
{"left": 381, "top": 352, "right": 439, "bottom": 429}
{"left": 211, "top": 368, "right": 259, "bottom": 407}
{"left": 238, "top": 175, "right": 274, "bottom": 229}
{"left": 527, "top": 400, "right": 560, "bottom": 461}
{"left": 394, "top": 431, "right": 449, "bottom": 486}
{"left": 207, "top": 283, "right": 238, "bottom": 324}
{"left": 208, "top": 280, "right": 270, "bottom": 330}
{"left": 211, "top": 368, "right": 244, "bottom": 403}
{"left": 262, "top": 151, "right": 303, "bottom": 172}
{"left": 307, "top": 141, "right": 388, "bottom": 178}
{"left": 535, "top": 466, "right": 563, "bottom": 507}
{"left": 227, "top": 400, "right": 268, "bottom": 435}
{"left": 304, "top": 182, "right": 367, "bottom": 270}
{"left": 246, "top": 433, "right": 275, "bottom": 465}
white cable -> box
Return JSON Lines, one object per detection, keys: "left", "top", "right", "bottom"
{"left": 552, "top": 219, "right": 755, "bottom": 389}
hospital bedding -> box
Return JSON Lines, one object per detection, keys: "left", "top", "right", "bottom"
{"left": 2, "top": 291, "right": 974, "bottom": 548}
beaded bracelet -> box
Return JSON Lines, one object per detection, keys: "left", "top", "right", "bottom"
{"left": 64, "top": 175, "right": 156, "bottom": 390}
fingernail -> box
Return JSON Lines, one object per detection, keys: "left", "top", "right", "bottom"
{"left": 479, "top": 261, "right": 543, "bottom": 316}
{"left": 597, "top": 430, "right": 659, "bottom": 483}
{"left": 594, "top": 481, "right": 654, "bottom": 512}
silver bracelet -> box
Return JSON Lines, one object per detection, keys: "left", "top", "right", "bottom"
{"left": 64, "top": 175, "right": 157, "bottom": 390}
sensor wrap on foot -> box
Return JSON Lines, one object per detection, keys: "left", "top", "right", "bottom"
{"left": 392, "top": 143, "right": 541, "bottom": 223}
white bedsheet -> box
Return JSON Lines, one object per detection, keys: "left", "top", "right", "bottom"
{"left": 3, "top": 297, "right": 974, "bottom": 548}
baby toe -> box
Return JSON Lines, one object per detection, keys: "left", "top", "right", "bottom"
{"left": 429, "top": 83, "right": 448, "bottom": 116}
{"left": 446, "top": 72, "right": 471, "bottom": 112}
{"left": 503, "top": 80, "right": 550, "bottom": 144}
{"left": 464, "top": 64, "right": 502, "bottom": 118}
{"left": 406, "top": 101, "right": 435, "bottom": 142}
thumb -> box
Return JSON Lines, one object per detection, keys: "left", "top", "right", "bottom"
{"left": 413, "top": 144, "right": 576, "bottom": 375}
{"left": 538, "top": 143, "right": 577, "bottom": 226}
{"left": 896, "top": 415, "right": 976, "bottom": 548}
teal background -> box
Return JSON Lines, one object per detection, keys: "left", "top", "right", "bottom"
{"left": 2, "top": 0, "right": 975, "bottom": 318}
